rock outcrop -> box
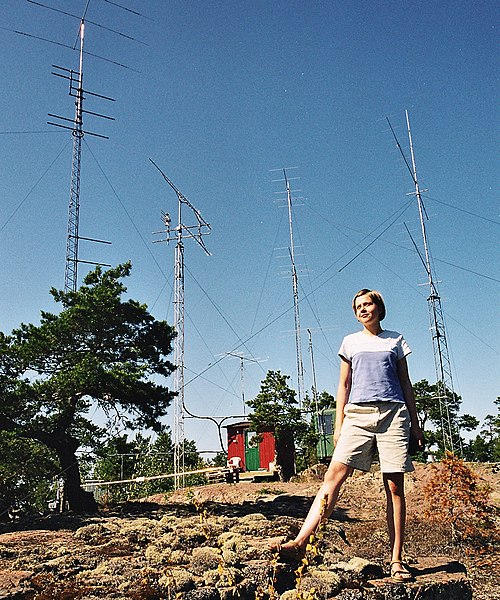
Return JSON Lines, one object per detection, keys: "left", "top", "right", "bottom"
{"left": 0, "top": 509, "right": 471, "bottom": 599}
{"left": 1, "top": 464, "right": 498, "bottom": 598}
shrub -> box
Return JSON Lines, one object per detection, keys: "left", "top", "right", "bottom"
{"left": 423, "top": 452, "right": 498, "bottom": 551}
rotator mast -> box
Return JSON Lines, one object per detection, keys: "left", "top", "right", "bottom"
{"left": 152, "top": 160, "right": 211, "bottom": 488}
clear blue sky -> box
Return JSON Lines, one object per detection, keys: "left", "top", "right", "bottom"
{"left": 1, "top": 0, "right": 498, "bottom": 454}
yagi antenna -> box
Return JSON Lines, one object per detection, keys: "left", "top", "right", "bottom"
{"left": 26, "top": 0, "right": 146, "bottom": 45}
{"left": 150, "top": 158, "right": 211, "bottom": 255}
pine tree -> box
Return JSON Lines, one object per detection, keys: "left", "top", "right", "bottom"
{"left": 0, "top": 263, "right": 176, "bottom": 513}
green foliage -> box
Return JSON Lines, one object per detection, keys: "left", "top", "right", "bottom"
{"left": 413, "top": 379, "right": 478, "bottom": 459}
{"left": 315, "top": 390, "right": 335, "bottom": 412}
{"left": 247, "top": 370, "right": 301, "bottom": 435}
{"left": 247, "top": 371, "right": 331, "bottom": 480}
{"left": 89, "top": 433, "right": 144, "bottom": 503}
{"left": 136, "top": 434, "right": 205, "bottom": 494}
{"left": 247, "top": 370, "right": 303, "bottom": 480}
{"left": 464, "top": 397, "right": 500, "bottom": 462}
{"left": 89, "top": 430, "right": 204, "bottom": 505}
{"left": 0, "top": 263, "right": 176, "bottom": 512}
{"left": 413, "top": 381, "right": 500, "bottom": 463}
{"left": 0, "top": 431, "right": 58, "bottom": 518}
{"left": 92, "top": 434, "right": 142, "bottom": 483}
{"left": 298, "top": 391, "right": 336, "bottom": 470}
{"left": 210, "top": 451, "right": 228, "bottom": 467}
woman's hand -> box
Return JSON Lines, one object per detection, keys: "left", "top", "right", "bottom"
{"left": 334, "top": 358, "right": 351, "bottom": 447}
{"left": 410, "top": 422, "right": 425, "bottom": 451}
{"left": 333, "top": 427, "right": 342, "bottom": 447}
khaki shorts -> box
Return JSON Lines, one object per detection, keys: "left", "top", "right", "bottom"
{"left": 332, "top": 401, "right": 414, "bottom": 473}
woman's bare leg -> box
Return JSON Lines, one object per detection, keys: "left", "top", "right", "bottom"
{"left": 383, "top": 472, "right": 405, "bottom": 562}
{"left": 279, "top": 460, "right": 353, "bottom": 550}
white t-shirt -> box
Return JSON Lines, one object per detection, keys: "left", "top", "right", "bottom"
{"left": 338, "top": 330, "right": 411, "bottom": 404}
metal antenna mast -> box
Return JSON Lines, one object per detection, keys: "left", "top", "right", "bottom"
{"left": 48, "top": 19, "right": 114, "bottom": 292}
{"left": 308, "top": 328, "right": 327, "bottom": 458}
{"left": 151, "top": 159, "right": 211, "bottom": 488}
{"left": 307, "top": 328, "right": 320, "bottom": 416}
{"left": 406, "top": 110, "right": 457, "bottom": 453}
{"left": 283, "top": 169, "right": 305, "bottom": 408}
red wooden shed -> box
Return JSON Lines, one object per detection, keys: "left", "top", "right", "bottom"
{"left": 224, "top": 421, "right": 276, "bottom": 472}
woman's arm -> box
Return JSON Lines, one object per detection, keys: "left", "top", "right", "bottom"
{"left": 334, "top": 357, "right": 352, "bottom": 445}
{"left": 397, "top": 356, "right": 424, "bottom": 447}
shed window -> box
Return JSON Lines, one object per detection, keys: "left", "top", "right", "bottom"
{"left": 317, "top": 413, "right": 333, "bottom": 435}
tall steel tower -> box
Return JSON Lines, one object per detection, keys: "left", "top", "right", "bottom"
{"left": 49, "top": 19, "right": 113, "bottom": 292}
{"left": 151, "top": 160, "right": 211, "bottom": 488}
{"left": 64, "top": 21, "right": 84, "bottom": 293}
{"left": 405, "top": 111, "right": 458, "bottom": 452}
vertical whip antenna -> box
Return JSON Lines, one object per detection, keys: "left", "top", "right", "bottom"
{"left": 151, "top": 159, "right": 211, "bottom": 489}
{"left": 222, "top": 352, "right": 266, "bottom": 416}
{"left": 405, "top": 110, "right": 459, "bottom": 453}
{"left": 307, "top": 328, "right": 328, "bottom": 459}
{"left": 284, "top": 169, "right": 305, "bottom": 409}
{"left": 307, "top": 328, "right": 319, "bottom": 418}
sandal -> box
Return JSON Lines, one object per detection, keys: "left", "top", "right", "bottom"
{"left": 390, "top": 560, "right": 413, "bottom": 582}
{"left": 269, "top": 540, "right": 305, "bottom": 563}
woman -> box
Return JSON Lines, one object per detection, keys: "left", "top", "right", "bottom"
{"left": 271, "top": 289, "right": 424, "bottom": 582}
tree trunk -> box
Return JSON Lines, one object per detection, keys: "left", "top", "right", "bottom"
{"left": 276, "top": 432, "right": 295, "bottom": 481}
{"left": 37, "top": 430, "right": 98, "bottom": 513}
{"left": 58, "top": 446, "right": 98, "bottom": 513}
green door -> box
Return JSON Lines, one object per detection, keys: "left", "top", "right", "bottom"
{"left": 245, "top": 431, "right": 260, "bottom": 471}
{"left": 316, "top": 410, "right": 335, "bottom": 460}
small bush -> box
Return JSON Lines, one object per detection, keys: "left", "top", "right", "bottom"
{"left": 423, "top": 451, "right": 499, "bottom": 551}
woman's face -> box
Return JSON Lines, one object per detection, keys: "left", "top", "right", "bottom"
{"left": 354, "top": 294, "right": 380, "bottom": 325}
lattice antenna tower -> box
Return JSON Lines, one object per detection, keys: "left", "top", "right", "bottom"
{"left": 151, "top": 159, "right": 211, "bottom": 489}
{"left": 283, "top": 168, "right": 305, "bottom": 408}
{"left": 48, "top": 19, "right": 114, "bottom": 292}
{"left": 405, "top": 110, "right": 458, "bottom": 453}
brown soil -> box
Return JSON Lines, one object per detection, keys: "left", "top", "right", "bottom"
{"left": 0, "top": 463, "right": 498, "bottom": 599}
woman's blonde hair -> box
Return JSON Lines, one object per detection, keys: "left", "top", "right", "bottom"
{"left": 352, "top": 289, "right": 386, "bottom": 321}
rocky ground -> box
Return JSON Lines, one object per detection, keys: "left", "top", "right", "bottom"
{"left": 0, "top": 463, "right": 498, "bottom": 599}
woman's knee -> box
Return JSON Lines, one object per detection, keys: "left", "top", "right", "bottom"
{"left": 325, "top": 461, "right": 352, "bottom": 485}
{"left": 383, "top": 474, "right": 405, "bottom": 497}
